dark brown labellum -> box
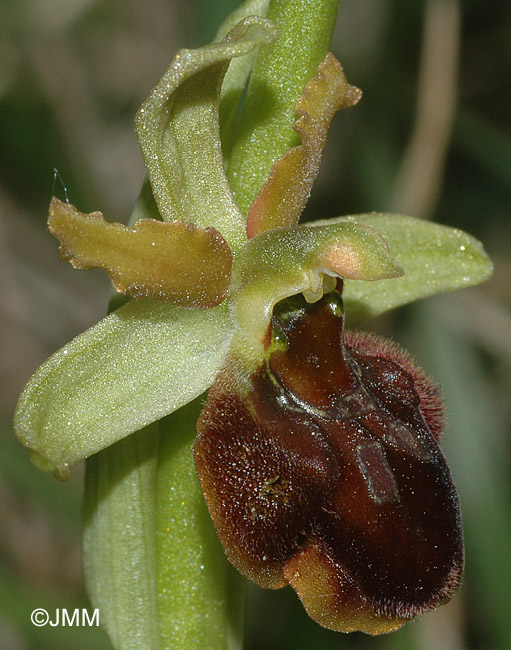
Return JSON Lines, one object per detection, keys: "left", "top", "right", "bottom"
{"left": 194, "top": 291, "right": 464, "bottom": 634}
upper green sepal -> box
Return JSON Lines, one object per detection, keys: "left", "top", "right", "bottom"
{"left": 135, "top": 14, "right": 278, "bottom": 253}
{"left": 215, "top": 0, "right": 271, "bottom": 160}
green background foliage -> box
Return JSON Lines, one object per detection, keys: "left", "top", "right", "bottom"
{"left": 0, "top": 0, "right": 509, "bottom": 648}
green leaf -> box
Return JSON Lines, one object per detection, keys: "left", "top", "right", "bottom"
{"left": 83, "top": 424, "right": 160, "bottom": 650}
{"left": 82, "top": 400, "right": 245, "bottom": 650}
{"left": 135, "top": 15, "right": 278, "bottom": 253}
{"left": 315, "top": 214, "right": 493, "bottom": 326}
{"left": 231, "top": 221, "right": 403, "bottom": 350}
{"left": 14, "top": 299, "right": 234, "bottom": 479}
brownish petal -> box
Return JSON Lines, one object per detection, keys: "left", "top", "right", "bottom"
{"left": 194, "top": 291, "right": 463, "bottom": 633}
{"left": 48, "top": 197, "right": 232, "bottom": 307}
{"left": 246, "top": 53, "right": 361, "bottom": 238}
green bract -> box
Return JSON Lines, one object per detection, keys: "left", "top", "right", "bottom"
{"left": 13, "top": 0, "right": 493, "bottom": 647}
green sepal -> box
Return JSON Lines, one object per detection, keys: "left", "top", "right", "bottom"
{"left": 317, "top": 214, "right": 494, "bottom": 326}
{"left": 135, "top": 15, "right": 278, "bottom": 253}
{"left": 14, "top": 299, "right": 233, "bottom": 479}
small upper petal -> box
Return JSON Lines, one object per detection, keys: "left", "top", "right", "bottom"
{"left": 246, "top": 53, "right": 361, "bottom": 237}
{"left": 49, "top": 198, "right": 232, "bottom": 308}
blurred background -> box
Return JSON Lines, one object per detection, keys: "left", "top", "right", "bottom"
{"left": 0, "top": 0, "right": 509, "bottom": 648}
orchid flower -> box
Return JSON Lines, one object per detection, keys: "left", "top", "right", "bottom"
{"left": 14, "top": 1, "right": 492, "bottom": 647}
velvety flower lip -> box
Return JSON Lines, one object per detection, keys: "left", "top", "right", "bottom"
{"left": 194, "top": 290, "right": 464, "bottom": 634}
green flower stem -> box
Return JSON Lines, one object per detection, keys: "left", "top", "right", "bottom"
{"left": 227, "top": 0, "right": 341, "bottom": 213}
{"left": 155, "top": 398, "right": 245, "bottom": 650}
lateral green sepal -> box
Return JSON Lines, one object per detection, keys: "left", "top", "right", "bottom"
{"left": 317, "top": 214, "right": 494, "bottom": 326}
{"left": 14, "top": 299, "right": 233, "bottom": 479}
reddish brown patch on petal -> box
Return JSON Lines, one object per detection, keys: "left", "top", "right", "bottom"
{"left": 194, "top": 291, "right": 464, "bottom": 633}
{"left": 195, "top": 386, "right": 337, "bottom": 588}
